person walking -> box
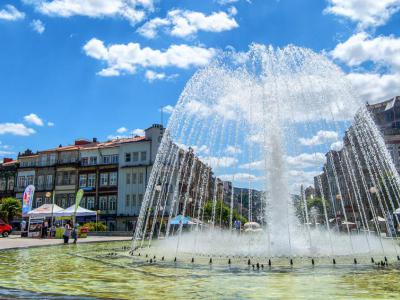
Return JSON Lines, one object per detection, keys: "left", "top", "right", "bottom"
{"left": 71, "top": 223, "right": 78, "bottom": 244}
{"left": 42, "top": 220, "right": 49, "bottom": 238}
{"left": 63, "top": 220, "right": 72, "bottom": 244}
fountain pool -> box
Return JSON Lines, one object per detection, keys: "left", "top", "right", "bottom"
{"left": 1, "top": 241, "right": 400, "bottom": 299}
{"left": 132, "top": 44, "right": 400, "bottom": 264}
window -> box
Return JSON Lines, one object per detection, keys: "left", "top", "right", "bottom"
{"left": 140, "top": 151, "right": 147, "bottom": 161}
{"left": 111, "top": 154, "right": 118, "bottom": 164}
{"left": 69, "top": 173, "right": 76, "bottom": 185}
{"left": 103, "top": 155, "right": 111, "bottom": 164}
{"left": 80, "top": 197, "right": 86, "bottom": 208}
{"left": 0, "top": 179, "right": 5, "bottom": 191}
{"left": 138, "top": 194, "right": 143, "bottom": 208}
{"left": 90, "top": 156, "right": 97, "bottom": 165}
{"left": 44, "top": 197, "right": 51, "bottom": 204}
{"left": 125, "top": 153, "right": 131, "bottom": 162}
{"left": 132, "top": 173, "right": 137, "bottom": 184}
{"left": 57, "top": 172, "right": 63, "bottom": 185}
{"left": 126, "top": 173, "right": 131, "bottom": 185}
{"left": 79, "top": 174, "right": 87, "bottom": 188}
{"left": 49, "top": 153, "right": 56, "bottom": 165}
{"left": 27, "top": 175, "right": 34, "bottom": 185}
{"left": 109, "top": 172, "right": 117, "bottom": 186}
{"left": 68, "top": 194, "right": 75, "bottom": 207}
{"left": 132, "top": 194, "right": 137, "bottom": 208}
{"left": 7, "top": 179, "right": 14, "bottom": 191}
{"left": 109, "top": 195, "right": 117, "bottom": 212}
{"left": 63, "top": 172, "right": 69, "bottom": 185}
{"left": 139, "top": 173, "right": 144, "bottom": 184}
{"left": 40, "top": 155, "right": 47, "bottom": 166}
{"left": 88, "top": 174, "right": 96, "bottom": 187}
{"left": 100, "top": 173, "right": 108, "bottom": 186}
{"left": 99, "top": 196, "right": 107, "bottom": 211}
{"left": 17, "top": 176, "right": 25, "bottom": 188}
{"left": 35, "top": 197, "right": 43, "bottom": 208}
{"left": 132, "top": 152, "right": 139, "bottom": 162}
{"left": 81, "top": 157, "right": 89, "bottom": 166}
{"left": 126, "top": 194, "right": 131, "bottom": 207}
{"left": 37, "top": 175, "right": 44, "bottom": 187}
{"left": 46, "top": 175, "right": 53, "bottom": 187}
{"left": 87, "top": 197, "right": 95, "bottom": 210}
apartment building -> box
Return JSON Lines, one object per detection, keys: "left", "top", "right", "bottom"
{"left": 0, "top": 158, "right": 17, "bottom": 199}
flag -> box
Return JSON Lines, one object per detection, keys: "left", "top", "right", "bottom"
{"left": 22, "top": 185, "right": 35, "bottom": 215}
{"left": 74, "top": 189, "right": 84, "bottom": 215}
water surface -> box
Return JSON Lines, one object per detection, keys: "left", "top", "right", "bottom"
{"left": 1, "top": 242, "right": 400, "bottom": 299}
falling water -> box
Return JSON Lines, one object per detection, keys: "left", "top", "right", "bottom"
{"left": 131, "top": 44, "right": 400, "bottom": 263}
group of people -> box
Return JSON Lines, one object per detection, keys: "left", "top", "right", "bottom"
{"left": 63, "top": 220, "right": 78, "bottom": 244}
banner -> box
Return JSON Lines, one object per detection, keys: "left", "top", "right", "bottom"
{"left": 74, "top": 189, "right": 84, "bottom": 215}
{"left": 22, "top": 185, "right": 35, "bottom": 215}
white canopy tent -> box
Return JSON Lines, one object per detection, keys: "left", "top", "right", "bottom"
{"left": 56, "top": 205, "right": 97, "bottom": 217}
{"left": 25, "top": 204, "right": 64, "bottom": 218}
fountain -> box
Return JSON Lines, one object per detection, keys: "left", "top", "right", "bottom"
{"left": 131, "top": 44, "right": 400, "bottom": 266}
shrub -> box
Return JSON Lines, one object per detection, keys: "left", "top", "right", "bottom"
{"left": 83, "top": 222, "right": 107, "bottom": 232}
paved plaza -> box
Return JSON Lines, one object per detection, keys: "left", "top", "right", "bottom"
{"left": 0, "top": 235, "right": 132, "bottom": 250}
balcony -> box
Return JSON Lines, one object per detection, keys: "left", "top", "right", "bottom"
{"left": 36, "top": 184, "right": 54, "bottom": 191}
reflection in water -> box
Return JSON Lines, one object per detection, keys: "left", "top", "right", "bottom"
{"left": 1, "top": 242, "right": 400, "bottom": 299}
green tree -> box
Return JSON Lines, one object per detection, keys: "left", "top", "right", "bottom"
{"left": 0, "top": 197, "right": 22, "bottom": 223}
{"left": 203, "top": 200, "right": 247, "bottom": 226}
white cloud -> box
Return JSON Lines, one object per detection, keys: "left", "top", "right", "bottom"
{"left": 0, "top": 123, "right": 36, "bottom": 136}
{"left": 137, "top": 9, "right": 238, "bottom": 39}
{"left": 24, "top": 113, "right": 44, "bottom": 126}
{"left": 145, "top": 70, "right": 166, "bottom": 82}
{"left": 160, "top": 105, "right": 174, "bottom": 114}
{"left": 132, "top": 128, "right": 145, "bottom": 136}
{"left": 47, "top": 121, "right": 55, "bottom": 127}
{"left": 31, "top": 19, "right": 45, "bottom": 34}
{"left": 330, "top": 141, "right": 343, "bottom": 151}
{"left": 286, "top": 152, "right": 326, "bottom": 169}
{"left": 116, "top": 127, "right": 128, "bottom": 134}
{"left": 217, "top": 0, "right": 240, "bottom": 4}
{"left": 25, "top": 0, "right": 154, "bottom": 24}
{"left": 83, "top": 38, "right": 216, "bottom": 77}
{"left": 331, "top": 32, "right": 400, "bottom": 103}
{"left": 201, "top": 156, "right": 238, "bottom": 168}
{"left": 299, "top": 130, "right": 338, "bottom": 146}
{"left": 225, "top": 145, "right": 242, "bottom": 155}
{"left": 219, "top": 172, "right": 260, "bottom": 182}
{"left": 239, "top": 160, "right": 263, "bottom": 170}
{"left": 324, "top": 0, "right": 400, "bottom": 29}
{"left": 0, "top": 4, "right": 25, "bottom": 21}
{"left": 288, "top": 170, "right": 321, "bottom": 191}
{"left": 346, "top": 72, "right": 400, "bottom": 104}
{"left": 331, "top": 32, "right": 400, "bottom": 71}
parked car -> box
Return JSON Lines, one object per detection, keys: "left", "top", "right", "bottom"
{"left": 0, "top": 219, "right": 12, "bottom": 237}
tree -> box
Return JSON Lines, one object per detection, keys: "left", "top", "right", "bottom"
{"left": 203, "top": 200, "right": 247, "bottom": 226}
{"left": 0, "top": 197, "right": 22, "bottom": 223}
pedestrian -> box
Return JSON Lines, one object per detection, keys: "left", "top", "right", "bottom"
{"left": 20, "top": 219, "right": 26, "bottom": 233}
{"left": 63, "top": 220, "right": 72, "bottom": 244}
{"left": 71, "top": 223, "right": 78, "bottom": 244}
{"left": 42, "top": 220, "right": 49, "bottom": 238}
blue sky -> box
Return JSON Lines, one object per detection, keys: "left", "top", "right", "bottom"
{"left": 1, "top": 0, "right": 400, "bottom": 165}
